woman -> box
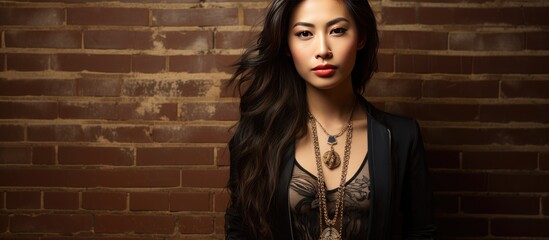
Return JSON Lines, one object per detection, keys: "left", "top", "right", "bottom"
{"left": 225, "top": 0, "right": 436, "bottom": 239}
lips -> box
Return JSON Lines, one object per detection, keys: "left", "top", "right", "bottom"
{"left": 312, "top": 64, "right": 337, "bottom": 77}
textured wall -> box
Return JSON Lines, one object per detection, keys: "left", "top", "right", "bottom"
{"left": 0, "top": 0, "right": 548, "bottom": 239}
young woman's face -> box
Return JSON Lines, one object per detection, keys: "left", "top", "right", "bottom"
{"left": 288, "top": 0, "right": 362, "bottom": 91}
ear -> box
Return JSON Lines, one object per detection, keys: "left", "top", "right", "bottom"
{"left": 357, "top": 38, "right": 366, "bottom": 50}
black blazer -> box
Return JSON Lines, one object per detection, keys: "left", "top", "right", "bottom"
{"left": 225, "top": 97, "right": 437, "bottom": 239}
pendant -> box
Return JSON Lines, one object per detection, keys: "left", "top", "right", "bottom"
{"left": 322, "top": 149, "right": 341, "bottom": 169}
{"left": 320, "top": 227, "right": 341, "bottom": 240}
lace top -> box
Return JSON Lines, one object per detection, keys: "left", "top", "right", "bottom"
{"left": 289, "top": 155, "right": 371, "bottom": 240}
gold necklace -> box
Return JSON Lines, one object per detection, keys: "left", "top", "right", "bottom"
{"left": 309, "top": 114, "right": 353, "bottom": 240}
{"left": 309, "top": 104, "right": 356, "bottom": 170}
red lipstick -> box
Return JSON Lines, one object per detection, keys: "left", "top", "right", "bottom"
{"left": 312, "top": 64, "right": 337, "bottom": 77}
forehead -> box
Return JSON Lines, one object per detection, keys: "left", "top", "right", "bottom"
{"left": 289, "top": 0, "right": 352, "bottom": 25}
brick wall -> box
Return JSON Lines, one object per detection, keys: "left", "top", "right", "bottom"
{"left": 0, "top": 0, "right": 547, "bottom": 239}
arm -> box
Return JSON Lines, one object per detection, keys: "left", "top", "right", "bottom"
{"left": 401, "top": 120, "right": 437, "bottom": 239}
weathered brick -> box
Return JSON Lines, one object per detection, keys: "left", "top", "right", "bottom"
{"left": 179, "top": 216, "right": 214, "bottom": 234}
{"left": 169, "top": 55, "right": 237, "bottom": 73}
{"left": 450, "top": 32, "right": 524, "bottom": 51}
{"left": 77, "top": 78, "right": 121, "bottom": 97}
{"left": 94, "top": 215, "right": 176, "bottom": 234}
{"left": 136, "top": 147, "right": 213, "bottom": 166}
{"left": 152, "top": 8, "right": 238, "bottom": 26}
{"left": 170, "top": 192, "right": 211, "bottom": 211}
{"left": 179, "top": 102, "right": 239, "bottom": 121}
{"left": 0, "top": 125, "right": 25, "bottom": 141}
{"left": 0, "top": 147, "right": 32, "bottom": 164}
{"left": 6, "top": 191, "right": 41, "bottom": 209}
{"left": 0, "top": 8, "right": 64, "bottom": 26}
{"left": 44, "top": 192, "right": 79, "bottom": 210}
{"left": 462, "top": 151, "right": 538, "bottom": 170}
{"left": 58, "top": 146, "right": 134, "bottom": 166}
{"left": 0, "top": 79, "right": 75, "bottom": 96}
{"left": 380, "top": 31, "right": 448, "bottom": 50}
{"left": 181, "top": 169, "right": 228, "bottom": 188}
{"left": 132, "top": 55, "right": 166, "bottom": 73}
{"left": 122, "top": 79, "right": 218, "bottom": 97}
{"left": 0, "top": 101, "right": 58, "bottom": 119}
{"left": 52, "top": 54, "right": 131, "bottom": 73}
{"left": 502, "top": 80, "right": 549, "bottom": 99}
{"left": 215, "top": 31, "right": 256, "bottom": 49}
{"left": 32, "top": 146, "right": 56, "bottom": 165}
{"left": 7, "top": 54, "right": 49, "bottom": 71}
{"left": 6, "top": 31, "right": 81, "bottom": 49}
{"left": 152, "top": 125, "right": 230, "bottom": 143}
{"left": 130, "top": 192, "right": 169, "bottom": 211}
{"left": 68, "top": 8, "right": 149, "bottom": 26}
{"left": 422, "top": 80, "right": 499, "bottom": 98}
{"left": 84, "top": 30, "right": 153, "bottom": 50}
{"left": 364, "top": 78, "right": 422, "bottom": 98}
{"left": 166, "top": 31, "right": 213, "bottom": 50}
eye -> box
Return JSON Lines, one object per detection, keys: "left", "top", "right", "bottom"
{"left": 296, "top": 31, "right": 313, "bottom": 39}
{"left": 330, "top": 28, "right": 347, "bottom": 36}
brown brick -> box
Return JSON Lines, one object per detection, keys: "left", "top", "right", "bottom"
{"left": 94, "top": 215, "right": 176, "bottom": 234}
{"left": 437, "top": 217, "right": 488, "bottom": 237}
{"left": 492, "top": 218, "right": 549, "bottom": 237}
{"left": 0, "top": 168, "right": 180, "bottom": 188}
{"left": 132, "top": 55, "right": 166, "bottom": 73}
{"left": 214, "top": 192, "right": 230, "bottom": 212}
{"left": 431, "top": 172, "right": 488, "bottom": 192}
{"left": 7, "top": 54, "right": 49, "bottom": 71}
{"left": 81, "top": 125, "right": 153, "bottom": 143}
{"left": 6, "top": 31, "right": 81, "bottom": 49}
{"left": 77, "top": 78, "right": 120, "bottom": 97}
{"left": 473, "top": 56, "right": 549, "bottom": 74}
{"left": 181, "top": 169, "right": 228, "bottom": 188}
{"left": 488, "top": 174, "right": 549, "bottom": 192}
{"left": 215, "top": 215, "right": 225, "bottom": 234}
{"left": 59, "top": 102, "right": 176, "bottom": 121}
{"left": 179, "top": 216, "right": 214, "bottom": 234}
{"left": 28, "top": 125, "right": 81, "bottom": 142}
{"left": 364, "top": 78, "right": 421, "bottom": 98}
{"left": 0, "top": 147, "right": 32, "bottom": 164}
{"left": 433, "top": 195, "right": 458, "bottom": 214}
{"left": 380, "top": 7, "right": 415, "bottom": 25}
{"left": 463, "top": 152, "right": 537, "bottom": 170}
{"left": 526, "top": 32, "right": 549, "bottom": 50}
{"left": 216, "top": 147, "right": 230, "bottom": 167}
{"left": 0, "top": 125, "right": 24, "bottom": 141}
{"left": 152, "top": 8, "right": 238, "bottom": 26}
{"left": 426, "top": 7, "right": 523, "bottom": 25}
{"left": 82, "top": 192, "right": 126, "bottom": 210}
{"left": 0, "top": 214, "right": 7, "bottom": 232}
{"left": 524, "top": 7, "right": 549, "bottom": 25}
{"left": 386, "top": 102, "right": 479, "bottom": 122}
{"left": 422, "top": 127, "right": 549, "bottom": 146}
{"left": 6, "top": 191, "right": 41, "bottom": 209}
{"left": 0, "top": 79, "right": 75, "bottom": 96}
{"left": 84, "top": 30, "right": 153, "bottom": 50}
{"left": 130, "top": 192, "right": 169, "bottom": 211}
{"left": 44, "top": 192, "right": 79, "bottom": 210}
{"left": 379, "top": 31, "right": 448, "bottom": 50}
{"left": 422, "top": 80, "right": 499, "bottom": 98}
{"left": 170, "top": 55, "right": 237, "bottom": 73}
{"left": 58, "top": 146, "right": 134, "bottom": 166}
{"left": 152, "top": 125, "right": 230, "bottom": 143}
{"left": 32, "top": 146, "right": 56, "bottom": 165}
{"left": 244, "top": 8, "right": 264, "bottom": 26}
{"left": 137, "top": 147, "right": 213, "bottom": 166}
{"left": 425, "top": 150, "right": 460, "bottom": 169}
{"left": 68, "top": 8, "right": 148, "bottom": 26}
{"left": 377, "top": 53, "right": 394, "bottom": 73}
{"left": 462, "top": 196, "right": 538, "bottom": 215}
{"left": 215, "top": 31, "right": 256, "bottom": 49}
{"left": 450, "top": 32, "right": 524, "bottom": 51}
{"left": 396, "top": 55, "right": 470, "bottom": 74}
{"left": 0, "top": 101, "right": 58, "bottom": 119}
{"left": 52, "top": 54, "right": 131, "bottom": 73}
{"left": 10, "top": 214, "right": 93, "bottom": 233}
{"left": 0, "top": 8, "right": 64, "bottom": 26}
{"left": 170, "top": 192, "right": 211, "bottom": 211}
{"left": 502, "top": 80, "right": 549, "bottom": 99}
{"left": 122, "top": 79, "right": 217, "bottom": 97}
{"left": 179, "top": 102, "right": 239, "bottom": 121}
{"left": 541, "top": 197, "right": 549, "bottom": 215}
{"left": 480, "top": 104, "right": 549, "bottom": 123}
{"left": 541, "top": 152, "right": 549, "bottom": 170}
{"left": 166, "top": 31, "right": 213, "bottom": 50}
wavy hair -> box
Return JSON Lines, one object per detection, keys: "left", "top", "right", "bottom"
{"left": 227, "top": 0, "right": 378, "bottom": 238}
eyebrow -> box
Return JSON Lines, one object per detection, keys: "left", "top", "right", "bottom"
{"left": 292, "top": 17, "right": 350, "bottom": 28}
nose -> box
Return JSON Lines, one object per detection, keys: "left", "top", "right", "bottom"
{"left": 315, "top": 35, "right": 333, "bottom": 60}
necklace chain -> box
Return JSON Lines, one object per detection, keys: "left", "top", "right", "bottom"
{"left": 309, "top": 114, "right": 353, "bottom": 240}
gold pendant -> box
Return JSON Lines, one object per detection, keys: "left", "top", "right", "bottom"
{"left": 320, "top": 227, "right": 341, "bottom": 240}
{"left": 322, "top": 150, "right": 341, "bottom": 169}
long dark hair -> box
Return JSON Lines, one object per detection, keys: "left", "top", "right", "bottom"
{"left": 227, "top": 0, "right": 378, "bottom": 238}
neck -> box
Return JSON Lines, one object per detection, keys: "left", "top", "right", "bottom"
{"left": 306, "top": 80, "right": 357, "bottom": 131}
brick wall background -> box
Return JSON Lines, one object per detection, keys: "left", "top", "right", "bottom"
{"left": 0, "top": 0, "right": 547, "bottom": 239}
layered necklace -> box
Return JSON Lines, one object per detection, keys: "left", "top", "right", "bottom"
{"left": 308, "top": 105, "right": 355, "bottom": 240}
